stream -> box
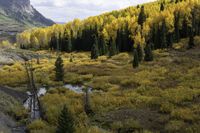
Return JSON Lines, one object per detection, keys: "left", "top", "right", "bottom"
{"left": 23, "top": 84, "right": 92, "bottom": 119}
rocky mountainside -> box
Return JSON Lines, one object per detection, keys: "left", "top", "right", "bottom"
{"left": 0, "top": 0, "right": 54, "bottom": 41}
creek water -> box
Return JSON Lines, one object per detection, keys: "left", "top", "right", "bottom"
{"left": 64, "top": 84, "right": 92, "bottom": 93}
{"left": 23, "top": 84, "right": 91, "bottom": 119}
{"left": 23, "top": 88, "right": 47, "bottom": 119}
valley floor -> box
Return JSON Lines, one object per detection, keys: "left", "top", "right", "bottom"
{"left": 0, "top": 39, "right": 200, "bottom": 133}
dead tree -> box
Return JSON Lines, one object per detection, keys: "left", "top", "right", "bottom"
{"left": 24, "top": 60, "right": 41, "bottom": 119}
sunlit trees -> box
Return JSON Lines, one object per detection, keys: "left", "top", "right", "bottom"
{"left": 16, "top": 0, "right": 200, "bottom": 59}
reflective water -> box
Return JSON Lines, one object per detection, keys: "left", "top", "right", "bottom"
{"left": 23, "top": 88, "right": 47, "bottom": 119}
{"left": 64, "top": 84, "right": 92, "bottom": 93}
{"left": 23, "top": 85, "right": 92, "bottom": 119}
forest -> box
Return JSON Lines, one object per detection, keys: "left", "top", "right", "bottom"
{"left": 17, "top": 0, "right": 200, "bottom": 56}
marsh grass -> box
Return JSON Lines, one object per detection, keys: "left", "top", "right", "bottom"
{"left": 1, "top": 38, "right": 200, "bottom": 132}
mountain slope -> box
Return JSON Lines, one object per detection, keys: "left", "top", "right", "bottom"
{"left": 0, "top": 0, "right": 54, "bottom": 41}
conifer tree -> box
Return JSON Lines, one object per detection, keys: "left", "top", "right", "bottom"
{"left": 160, "top": 2, "right": 165, "bottom": 11}
{"left": 137, "top": 44, "right": 143, "bottom": 62}
{"left": 174, "top": 11, "right": 180, "bottom": 42}
{"left": 144, "top": 43, "right": 153, "bottom": 61}
{"left": 138, "top": 6, "right": 146, "bottom": 28}
{"left": 161, "top": 20, "right": 167, "bottom": 49}
{"left": 167, "top": 33, "right": 174, "bottom": 48}
{"left": 182, "top": 17, "right": 189, "bottom": 38}
{"left": 50, "top": 34, "right": 57, "bottom": 50}
{"left": 109, "top": 38, "right": 117, "bottom": 57}
{"left": 133, "top": 49, "right": 139, "bottom": 68}
{"left": 102, "top": 38, "right": 108, "bottom": 55}
{"left": 188, "top": 28, "right": 195, "bottom": 49}
{"left": 55, "top": 56, "right": 64, "bottom": 81}
{"left": 56, "top": 105, "right": 74, "bottom": 133}
{"left": 91, "top": 36, "right": 99, "bottom": 59}
{"left": 116, "top": 29, "right": 122, "bottom": 52}
{"left": 67, "top": 37, "right": 72, "bottom": 52}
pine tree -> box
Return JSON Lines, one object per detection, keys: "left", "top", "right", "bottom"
{"left": 116, "top": 29, "right": 122, "bottom": 52}
{"left": 133, "top": 49, "right": 139, "bottom": 68}
{"left": 167, "top": 33, "right": 174, "bottom": 48}
{"left": 160, "top": 3, "right": 165, "bottom": 11}
{"left": 91, "top": 36, "right": 99, "bottom": 59}
{"left": 50, "top": 34, "right": 57, "bottom": 50}
{"left": 56, "top": 105, "right": 74, "bottom": 133}
{"left": 144, "top": 43, "right": 153, "bottom": 61}
{"left": 161, "top": 20, "right": 167, "bottom": 49}
{"left": 109, "top": 38, "right": 117, "bottom": 57}
{"left": 174, "top": 11, "right": 180, "bottom": 43}
{"left": 138, "top": 6, "right": 146, "bottom": 28}
{"left": 67, "top": 37, "right": 72, "bottom": 52}
{"left": 137, "top": 45, "right": 143, "bottom": 62}
{"left": 182, "top": 17, "right": 189, "bottom": 38}
{"left": 55, "top": 56, "right": 64, "bottom": 81}
{"left": 188, "top": 28, "right": 195, "bottom": 49}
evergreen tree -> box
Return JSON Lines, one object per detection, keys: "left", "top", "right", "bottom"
{"left": 116, "top": 29, "right": 122, "bottom": 52}
{"left": 161, "top": 20, "right": 167, "bottom": 49}
{"left": 182, "top": 17, "right": 189, "bottom": 38}
{"left": 57, "top": 33, "right": 61, "bottom": 53}
{"left": 138, "top": 6, "right": 146, "bottom": 28}
{"left": 188, "top": 28, "right": 195, "bottom": 49}
{"left": 102, "top": 38, "right": 108, "bottom": 55}
{"left": 109, "top": 38, "right": 117, "bottom": 57}
{"left": 56, "top": 105, "right": 74, "bottom": 133}
{"left": 174, "top": 11, "right": 180, "bottom": 42}
{"left": 91, "top": 36, "right": 99, "bottom": 59}
{"left": 167, "top": 33, "right": 174, "bottom": 48}
{"left": 55, "top": 56, "right": 64, "bottom": 81}
{"left": 133, "top": 49, "right": 139, "bottom": 68}
{"left": 152, "top": 23, "right": 158, "bottom": 49}
{"left": 67, "top": 37, "right": 72, "bottom": 52}
{"left": 50, "top": 34, "right": 57, "bottom": 50}
{"left": 160, "top": 2, "right": 165, "bottom": 11}
{"left": 137, "top": 44, "right": 143, "bottom": 62}
{"left": 144, "top": 43, "right": 153, "bottom": 61}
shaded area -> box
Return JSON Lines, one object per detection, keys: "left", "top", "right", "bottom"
{"left": 0, "top": 86, "right": 27, "bottom": 103}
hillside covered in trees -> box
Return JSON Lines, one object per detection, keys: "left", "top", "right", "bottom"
{"left": 17, "top": 0, "right": 200, "bottom": 55}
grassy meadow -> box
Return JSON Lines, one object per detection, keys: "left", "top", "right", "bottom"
{"left": 0, "top": 37, "right": 200, "bottom": 132}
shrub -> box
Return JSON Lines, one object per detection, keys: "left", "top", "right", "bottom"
{"left": 165, "top": 120, "right": 186, "bottom": 132}
{"left": 27, "top": 119, "right": 48, "bottom": 131}
{"left": 171, "top": 108, "right": 197, "bottom": 122}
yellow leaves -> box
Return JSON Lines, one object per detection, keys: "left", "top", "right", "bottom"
{"left": 133, "top": 32, "right": 145, "bottom": 47}
{"left": 101, "top": 28, "right": 109, "bottom": 41}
